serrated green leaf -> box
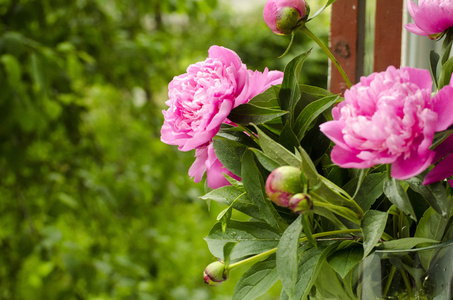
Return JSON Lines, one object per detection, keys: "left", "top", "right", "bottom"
{"left": 383, "top": 178, "right": 416, "bottom": 221}
{"left": 204, "top": 221, "right": 280, "bottom": 261}
{"left": 361, "top": 210, "right": 388, "bottom": 258}
{"left": 277, "top": 215, "right": 303, "bottom": 299}
{"left": 233, "top": 255, "right": 279, "bottom": 300}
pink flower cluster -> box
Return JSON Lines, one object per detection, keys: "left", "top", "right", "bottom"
{"left": 405, "top": 0, "right": 453, "bottom": 39}
{"left": 320, "top": 66, "right": 453, "bottom": 182}
{"left": 161, "top": 46, "right": 283, "bottom": 189}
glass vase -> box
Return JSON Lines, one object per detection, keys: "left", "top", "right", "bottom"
{"left": 309, "top": 240, "right": 453, "bottom": 300}
{"left": 358, "top": 240, "right": 453, "bottom": 300}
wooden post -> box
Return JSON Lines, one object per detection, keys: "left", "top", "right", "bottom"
{"left": 329, "top": 0, "right": 365, "bottom": 94}
{"left": 373, "top": 0, "right": 404, "bottom": 72}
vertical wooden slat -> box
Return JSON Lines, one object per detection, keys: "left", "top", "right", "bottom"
{"left": 373, "top": 0, "right": 404, "bottom": 72}
{"left": 329, "top": 1, "right": 365, "bottom": 94}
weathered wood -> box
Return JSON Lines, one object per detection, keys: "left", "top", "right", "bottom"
{"left": 329, "top": 0, "right": 365, "bottom": 94}
{"left": 374, "top": 0, "right": 404, "bottom": 72}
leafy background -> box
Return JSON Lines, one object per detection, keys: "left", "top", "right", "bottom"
{"left": 0, "top": 0, "right": 329, "bottom": 299}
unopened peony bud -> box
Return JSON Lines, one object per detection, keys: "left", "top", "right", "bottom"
{"left": 263, "top": 0, "right": 309, "bottom": 35}
{"left": 265, "top": 166, "right": 302, "bottom": 207}
{"left": 203, "top": 260, "right": 228, "bottom": 286}
{"left": 289, "top": 193, "right": 313, "bottom": 214}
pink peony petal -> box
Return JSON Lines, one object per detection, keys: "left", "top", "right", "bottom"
{"left": 391, "top": 149, "right": 435, "bottom": 180}
{"left": 432, "top": 85, "right": 453, "bottom": 132}
{"left": 423, "top": 153, "right": 453, "bottom": 185}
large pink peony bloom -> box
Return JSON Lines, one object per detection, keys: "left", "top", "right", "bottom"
{"left": 161, "top": 45, "right": 283, "bottom": 189}
{"left": 263, "top": 0, "right": 307, "bottom": 35}
{"left": 320, "top": 66, "right": 453, "bottom": 180}
{"left": 161, "top": 46, "right": 249, "bottom": 152}
{"left": 405, "top": 0, "right": 453, "bottom": 38}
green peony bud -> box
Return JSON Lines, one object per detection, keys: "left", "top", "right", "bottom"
{"left": 203, "top": 260, "right": 228, "bottom": 286}
{"left": 265, "top": 166, "right": 302, "bottom": 207}
{"left": 289, "top": 193, "right": 313, "bottom": 214}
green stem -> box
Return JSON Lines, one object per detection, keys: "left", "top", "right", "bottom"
{"left": 229, "top": 228, "right": 362, "bottom": 270}
{"left": 300, "top": 25, "right": 352, "bottom": 89}
{"left": 400, "top": 270, "right": 413, "bottom": 297}
{"left": 383, "top": 265, "right": 397, "bottom": 297}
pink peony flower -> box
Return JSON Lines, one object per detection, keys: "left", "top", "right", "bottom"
{"left": 320, "top": 66, "right": 453, "bottom": 180}
{"left": 161, "top": 46, "right": 249, "bottom": 152}
{"left": 423, "top": 81, "right": 453, "bottom": 185}
{"left": 405, "top": 0, "right": 453, "bottom": 39}
{"left": 188, "top": 142, "right": 240, "bottom": 189}
{"left": 161, "top": 45, "right": 283, "bottom": 189}
{"left": 263, "top": 0, "right": 307, "bottom": 35}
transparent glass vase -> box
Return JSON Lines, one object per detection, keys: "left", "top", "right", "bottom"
{"left": 309, "top": 240, "right": 453, "bottom": 300}
{"left": 358, "top": 240, "right": 453, "bottom": 300}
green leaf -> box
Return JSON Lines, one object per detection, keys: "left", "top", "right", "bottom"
{"left": 279, "top": 50, "right": 311, "bottom": 124}
{"left": 383, "top": 178, "right": 416, "bottom": 221}
{"left": 294, "top": 94, "right": 339, "bottom": 141}
{"left": 213, "top": 139, "right": 247, "bottom": 177}
{"left": 279, "top": 121, "right": 300, "bottom": 151}
{"left": 233, "top": 255, "right": 279, "bottom": 300}
{"left": 246, "top": 85, "right": 280, "bottom": 108}
{"left": 255, "top": 126, "right": 301, "bottom": 167}
{"left": 438, "top": 55, "right": 453, "bottom": 89}
{"left": 200, "top": 186, "right": 264, "bottom": 221}
{"left": 223, "top": 242, "right": 237, "bottom": 267}
{"left": 204, "top": 221, "right": 280, "bottom": 261}
{"left": 1, "top": 54, "right": 23, "bottom": 91}
{"left": 406, "top": 176, "right": 451, "bottom": 218}
{"left": 327, "top": 247, "right": 363, "bottom": 278}
{"left": 308, "top": 0, "right": 339, "bottom": 21}
{"left": 313, "top": 260, "right": 354, "bottom": 300}
{"left": 361, "top": 210, "right": 388, "bottom": 258}
{"left": 277, "top": 215, "right": 303, "bottom": 299}
{"left": 415, "top": 207, "right": 446, "bottom": 242}
{"left": 228, "top": 103, "right": 288, "bottom": 125}
{"left": 249, "top": 148, "right": 281, "bottom": 172}
{"left": 343, "top": 172, "right": 386, "bottom": 212}
{"left": 294, "top": 243, "right": 339, "bottom": 300}
{"left": 429, "top": 50, "right": 440, "bottom": 89}
{"left": 379, "top": 237, "right": 439, "bottom": 250}
{"left": 241, "top": 150, "right": 288, "bottom": 232}
{"left": 217, "top": 205, "right": 233, "bottom": 233}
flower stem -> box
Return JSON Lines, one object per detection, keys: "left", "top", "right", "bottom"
{"left": 228, "top": 228, "right": 362, "bottom": 270}
{"left": 300, "top": 25, "right": 352, "bottom": 89}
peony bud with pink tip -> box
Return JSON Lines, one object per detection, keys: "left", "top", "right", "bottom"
{"left": 203, "top": 260, "right": 228, "bottom": 286}
{"left": 265, "top": 166, "right": 302, "bottom": 207}
{"left": 263, "top": 0, "right": 308, "bottom": 35}
{"left": 289, "top": 193, "right": 313, "bottom": 214}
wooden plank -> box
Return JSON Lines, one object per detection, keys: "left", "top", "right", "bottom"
{"left": 373, "top": 0, "right": 404, "bottom": 72}
{"left": 329, "top": 0, "right": 365, "bottom": 94}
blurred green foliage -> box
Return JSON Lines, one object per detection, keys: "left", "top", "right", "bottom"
{"left": 0, "top": 0, "right": 328, "bottom": 298}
